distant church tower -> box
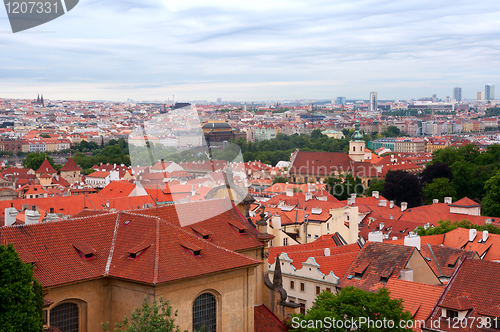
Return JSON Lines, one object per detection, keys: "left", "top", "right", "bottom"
{"left": 349, "top": 120, "right": 366, "bottom": 162}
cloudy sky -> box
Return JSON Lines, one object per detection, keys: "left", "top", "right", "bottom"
{"left": 1, "top": 0, "right": 500, "bottom": 102}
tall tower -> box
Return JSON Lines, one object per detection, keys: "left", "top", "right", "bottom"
{"left": 453, "top": 87, "right": 462, "bottom": 101}
{"left": 485, "top": 84, "right": 495, "bottom": 101}
{"left": 369, "top": 92, "right": 378, "bottom": 111}
{"left": 349, "top": 120, "right": 366, "bottom": 162}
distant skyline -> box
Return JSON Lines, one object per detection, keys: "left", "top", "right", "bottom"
{"left": 1, "top": 0, "right": 500, "bottom": 102}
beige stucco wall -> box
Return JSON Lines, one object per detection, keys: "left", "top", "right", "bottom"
{"left": 405, "top": 251, "right": 441, "bottom": 285}
{"left": 44, "top": 266, "right": 257, "bottom": 332}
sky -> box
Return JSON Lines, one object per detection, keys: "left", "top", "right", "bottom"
{"left": 1, "top": 0, "right": 500, "bottom": 102}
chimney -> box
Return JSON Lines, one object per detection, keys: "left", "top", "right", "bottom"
{"left": 272, "top": 214, "right": 281, "bottom": 230}
{"left": 351, "top": 193, "right": 356, "bottom": 204}
{"left": 469, "top": 229, "right": 477, "bottom": 242}
{"left": 22, "top": 204, "right": 29, "bottom": 211}
{"left": 444, "top": 197, "right": 452, "bottom": 204}
{"left": 389, "top": 200, "right": 395, "bottom": 209}
{"left": 348, "top": 206, "right": 359, "bottom": 244}
{"left": 401, "top": 202, "right": 408, "bottom": 212}
{"left": 400, "top": 269, "right": 414, "bottom": 282}
{"left": 379, "top": 222, "right": 385, "bottom": 230}
{"left": 433, "top": 199, "right": 439, "bottom": 204}
{"left": 305, "top": 192, "right": 312, "bottom": 202}
{"left": 368, "top": 231, "right": 384, "bottom": 243}
{"left": 483, "top": 230, "right": 489, "bottom": 242}
{"left": 25, "top": 208, "right": 41, "bottom": 225}
{"left": 4, "top": 205, "right": 18, "bottom": 227}
{"left": 404, "top": 232, "right": 421, "bottom": 250}
{"left": 286, "top": 188, "right": 293, "bottom": 197}
{"left": 324, "top": 248, "right": 330, "bottom": 257}
{"left": 372, "top": 191, "right": 379, "bottom": 199}
{"left": 378, "top": 200, "right": 387, "bottom": 207}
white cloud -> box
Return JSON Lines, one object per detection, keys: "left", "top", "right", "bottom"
{"left": 0, "top": 0, "right": 500, "bottom": 101}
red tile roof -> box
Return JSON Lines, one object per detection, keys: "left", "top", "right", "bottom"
{"left": 86, "top": 171, "right": 110, "bottom": 178}
{"left": 384, "top": 279, "right": 444, "bottom": 323}
{"left": 425, "top": 259, "right": 500, "bottom": 332}
{"left": 60, "top": 158, "right": 82, "bottom": 172}
{"left": 0, "top": 210, "right": 261, "bottom": 287}
{"left": 290, "top": 151, "right": 353, "bottom": 176}
{"left": 254, "top": 304, "right": 288, "bottom": 332}
{"left": 36, "top": 159, "right": 56, "bottom": 174}
{"left": 135, "top": 199, "right": 264, "bottom": 252}
{"left": 269, "top": 243, "right": 361, "bottom": 279}
{"left": 338, "top": 242, "right": 418, "bottom": 292}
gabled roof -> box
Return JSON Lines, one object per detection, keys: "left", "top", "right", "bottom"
{"left": 290, "top": 151, "right": 353, "bottom": 176}
{"left": 0, "top": 210, "right": 260, "bottom": 287}
{"left": 449, "top": 197, "right": 481, "bottom": 208}
{"left": 426, "top": 259, "right": 500, "bottom": 331}
{"left": 36, "top": 159, "right": 56, "bottom": 174}
{"left": 60, "top": 158, "right": 82, "bottom": 172}
{"left": 338, "top": 242, "right": 417, "bottom": 292}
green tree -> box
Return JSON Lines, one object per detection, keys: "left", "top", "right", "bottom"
{"left": 0, "top": 244, "right": 43, "bottom": 332}
{"left": 102, "top": 296, "right": 186, "bottom": 332}
{"left": 325, "top": 174, "right": 364, "bottom": 200}
{"left": 482, "top": 170, "right": 500, "bottom": 217}
{"left": 381, "top": 126, "right": 401, "bottom": 137}
{"left": 272, "top": 176, "right": 289, "bottom": 184}
{"left": 290, "top": 287, "right": 412, "bottom": 332}
{"left": 415, "top": 221, "right": 500, "bottom": 236}
{"left": 383, "top": 170, "right": 422, "bottom": 208}
{"left": 419, "top": 162, "right": 453, "bottom": 184}
{"left": 22, "top": 152, "right": 55, "bottom": 171}
{"left": 422, "top": 178, "right": 457, "bottom": 205}
{"left": 39, "top": 134, "right": 51, "bottom": 138}
{"left": 366, "top": 178, "right": 385, "bottom": 197}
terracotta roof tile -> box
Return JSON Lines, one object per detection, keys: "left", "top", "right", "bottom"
{"left": 426, "top": 259, "right": 500, "bottom": 331}
{"left": 35, "top": 159, "right": 56, "bottom": 174}
{"left": 0, "top": 210, "right": 261, "bottom": 287}
{"left": 254, "top": 304, "right": 288, "bottom": 332}
{"left": 60, "top": 158, "right": 82, "bottom": 172}
{"left": 338, "top": 242, "right": 417, "bottom": 292}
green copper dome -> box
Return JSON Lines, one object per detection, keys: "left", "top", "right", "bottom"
{"left": 353, "top": 120, "right": 363, "bottom": 141}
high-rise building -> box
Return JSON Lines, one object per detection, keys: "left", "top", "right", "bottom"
{"left": 477, "top": 92, "right": 484, "bottom": 101}
{"left": 453, "top": 87, "right": 462, "bottom": 101}
{"left": 485, "top": 84, "right": 495, "bottom": 101}
{"left": 336, "top": 97, "right": 346, "bottom": 105}
{"left": 369, "top": 92, "right": 378, "bottom": 111}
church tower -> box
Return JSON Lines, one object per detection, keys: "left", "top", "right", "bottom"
{"left": 349, "top": 119, "right": 366, "bottom": 162}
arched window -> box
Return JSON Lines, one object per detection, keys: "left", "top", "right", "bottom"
{"left": 193, "top": 293, "right": 216, "bottom": 332}
{"left": 50, "top": 302, "right": 79, "bottom": 332}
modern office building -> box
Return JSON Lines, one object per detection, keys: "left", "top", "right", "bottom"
{"left": 485, "top": 84, "right": 495, "bottom": 101}
{"left": 453, "top": 87, "right": 462, "bottom": 101}
{"left": 369, "top": 92, "right": 378, "bottom": 111}
{"left": 477, "top": 92, "right": 484, "bottom": 101}
{"left": 336, "top": 96, "right": 346, "bottom": 105}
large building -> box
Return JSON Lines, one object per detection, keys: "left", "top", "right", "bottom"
{"left": 485, "top": 84, "right": 495, "bottom": 101}
{"left": 336, "top": 96, "right": 346, "bottom": 105}
{"left": 453, "top": 87, "right": 462, "bottom": 101}
{"left": 369, "top": 92, "right": 378, "bottom": 111}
